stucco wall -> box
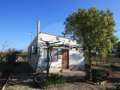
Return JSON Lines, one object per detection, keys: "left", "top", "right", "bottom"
{"left": 36, "top": 48, "right": 85, "bottom": 72}
{"left": 28, "top": 32, "right": 85, "bottom": 72}
{"left": 69, "top": 49, "right": 85, "bottom": 70}
{"left": 28, "top": 37, "right": 39, "bottom": 71}
{"left": 37, "top": 48, "right": 62, "bottom": 72}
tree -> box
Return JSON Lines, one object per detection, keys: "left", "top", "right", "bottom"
{"left": 113, "top": 41, "right": 120, "bottom": 57}
{"left": 116, "top": 42, "right": 120, "bottom": 57}
{"left": 64, "top": 7, "right": 117, "bottom": 80}
{"left": 0, "top": 41, "right": 9, "bottom": 62}
{"left": 6, "top": 48, "right": 20, "bottom": 63}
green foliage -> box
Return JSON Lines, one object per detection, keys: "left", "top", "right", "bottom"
{"left": 33, "top": 74, "right": 64, "bottom": 88}
{"left": 0, "top": 52, "right": 7, "bottom": 62}
{"left": 64, "top": 7, "right": 117, "bottom": 63}
{"left": 113, "top": 41, "right": 120, "bottom": 57}
{"left": 6, "top": 49, "right": 19, "bottom": 63}
{"left": 16, "top": 52, "right": 28, "bottom": 58}
{"left": 105, "top": 85, "right": 120, "bottom": 90}
{"left": 92, "top": 69, "right": 108, "bottom": 82}
{"left": 44, "top": 74, "right": 64, "bottom": 86}
{"left": 116, "top": 85, "right": 120, "bottom": 90}
{"left": 105, "top": 87, "right": 116, "bottom": 90}
{"left": 0, "top": 49, "right": 22, "bottom": 63}
{"left": 0, "top": 48, "right": 28, "bottom": 63}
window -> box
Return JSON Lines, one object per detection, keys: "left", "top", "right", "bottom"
{"left": 28, "top": 48, "right": 32, "bottom": 58}
{"left": 50, "top": 48, "right": 59, "bottom": 62}
{"left": 32, "top": 45, "right": 37, "bottom": 54}
{"left": 43, "top": 48, "right": 47, "bottom": 58}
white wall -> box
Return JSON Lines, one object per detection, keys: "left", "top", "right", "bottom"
{"left": 28, "top": 37, "right": 39, "bottom": 71}
{"left": 28, "top": 32, "right": 85, "bottom": 72}
{"left": 69, "top": 49, "right": 85, "bottom": 70}
{"left": 37, "top": 48, "right": 62, "bottom": 72}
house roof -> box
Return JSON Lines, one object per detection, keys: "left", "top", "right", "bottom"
{"left": 28, "top": 32, "right": 82, "bottom": 49}
{"left": 39, "top": 32, "right": 75, "bottom": 41}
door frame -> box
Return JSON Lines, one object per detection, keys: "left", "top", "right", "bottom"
{"left": 62, "top": 49, "right": 69, "bottom": 69}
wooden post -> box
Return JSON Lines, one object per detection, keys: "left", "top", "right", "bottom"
{"left": 46, "top": 41, "right": 50, "bottom": 78}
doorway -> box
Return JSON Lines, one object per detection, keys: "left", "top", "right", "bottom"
{"left": 62, "top": 49, "right": 69, "bottom": 69}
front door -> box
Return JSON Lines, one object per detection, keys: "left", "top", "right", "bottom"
{"left": 62, "top": 49, "right": 69, "bottom": 69}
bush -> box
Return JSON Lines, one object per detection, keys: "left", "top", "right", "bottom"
{"left": 46, "top": 74, "right": 64, "bottom": 85}
{"left": 33, "top": 74, "right": 64, "bottom": 88}
{"left": 92, "top": 69, "right": 108, "bottom": 82}
{"left": 105, "top": 87, "right": 116, "bottom": 90}
{"left": 116, "top": 85, "right": 120, "bottom": 90}
{"left": 105, "top": 85, "right": 120, "bottom": 90}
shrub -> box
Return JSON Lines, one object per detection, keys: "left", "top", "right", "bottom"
{"left": 46, "top": 74, "right": 64, "bottom": 85}
{"left": 92, "top": 69, "right": 108, "bottom": 82}
{"left": 105, "top": 85, "right": 120, "bottom": 90}
{"left": 33, "top": 74, "right": 64, "bottom": 88}
{"left": 105, "top": 87, "right": 116, "bottom": 90}
{"left": 116, "top": 85, "right": 120, "bottom": 90}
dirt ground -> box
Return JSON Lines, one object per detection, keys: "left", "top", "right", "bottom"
{"left": 4, "top": 70, "right": 101, "bottom": 90}
{"left": 5, "top": 70, "right": 120, "bottom": 90}
{"left": 0, "top": 62, "right": 120, "bottom": 90}
{"left": 5, "top": 82, "right": 102, "bottom": 90}
{"left": 4, "top": 71, "right": 114, "bottom": 90}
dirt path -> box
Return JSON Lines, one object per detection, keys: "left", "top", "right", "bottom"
{"left": 4, "top": 70, "right": 118, "bottom": 90}
{"left": 5, "top": 82, "right": 101, "bottom": 90}
{"left": 4, "top": 71, "right": 101, "bottom": 90}
{"left": 47, "top": 83, "right": 101, "bottom": 90}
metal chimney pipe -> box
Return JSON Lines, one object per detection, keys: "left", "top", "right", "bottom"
{"left": 36, "top": 19, "right": 40, "bottom": 52}
{"left": 37, "top": 19, "right": 40, "bottom": 35}
{"left": 36, "top": 19, "right": 40, "bottom": 46}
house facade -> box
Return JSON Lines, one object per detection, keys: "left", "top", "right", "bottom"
{"left": 28, "top": 32, "right": 85, "bottom": 73}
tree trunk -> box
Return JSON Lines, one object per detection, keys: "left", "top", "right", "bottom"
{"left": 46, "top": 47, "right": 50, "bottom": 78}
{"left": 46, "top": 42, "right": 50, "bottom": 78}
{"left": 86, "top": 49, "right": 92, "bottom": 81}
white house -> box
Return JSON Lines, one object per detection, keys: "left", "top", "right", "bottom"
{"left": 28, "top": 21, "right": 85, "bottom": 73}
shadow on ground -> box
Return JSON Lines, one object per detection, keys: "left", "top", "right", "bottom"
{"left": 0, "top": 62, "right": 120, "bottom": 90}
{"left": 0, "top": 62, "right": 86, "bottom": 89}
{"left": 0, "top": 62, "right": 33, "bottom": 73}
{"left": 5, "top": 73, "right": 87, "bottom": 89}
{"left": 111, "top": 66, "right": 120, "bottom": 71}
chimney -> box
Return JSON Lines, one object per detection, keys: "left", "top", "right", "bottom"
{"left": 37, "top": 19, "right": 40, "bottom": 35}
{"left": 36, "top": 19, "right": 40, "bottom": 48}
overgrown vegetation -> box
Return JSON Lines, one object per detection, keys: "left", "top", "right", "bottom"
{"left": 64, "top": 7, "right": 117, "bottom": 80}
{"left": 32, "top": 74, "right": 64, "bottom": 89}
{"left": 105, "top": 85, "right": 120, "bottom": 90}
{"left": 0, "top": 48, "right": 28, "bottom": 63}
{"left": 92, "top": 69, "right": 108, "bottom": 82}
{"left": 112, "top": 41, "right": 120, "bottom": 57}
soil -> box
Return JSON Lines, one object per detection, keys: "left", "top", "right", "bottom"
{"left": 0, "top": 62, "right": 119, "bottom": 90}
{"left": 5, "top": 82, "right": 101, "bottom": 90}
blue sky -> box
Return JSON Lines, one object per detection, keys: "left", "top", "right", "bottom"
{"left": 0, "top": 0, "right": 120, "bottom": 50}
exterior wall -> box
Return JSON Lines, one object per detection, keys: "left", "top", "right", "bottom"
{"left": 49, "top": 58, "right": 62, "bottom": 73}
{"left": 36, "top": 48, "right": 47, "bottom": 71}
{"left": 36, "top": 48, "right": 63, "bottom": 72}
{"left": 49, "top": 48, "right": 63, "bottom": 72}
{"left": 69, "top": 48, "right": 85, "bottom": 70}
{"left": 36, "top": 48, "right": 85, "bottom": 73}
{"left": 28, "top": 37, "right": 39, "bottom": 71}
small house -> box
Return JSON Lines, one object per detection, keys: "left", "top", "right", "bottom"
{"left": 28, "top": 32, "right": 85, "bottom": 73}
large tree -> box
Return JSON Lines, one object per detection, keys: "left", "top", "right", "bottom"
{"left": 64, "top": 7, "right": 117, "bottom": 80}
{"left": 113, "top": 41, "right": 120, "bottom": 57}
